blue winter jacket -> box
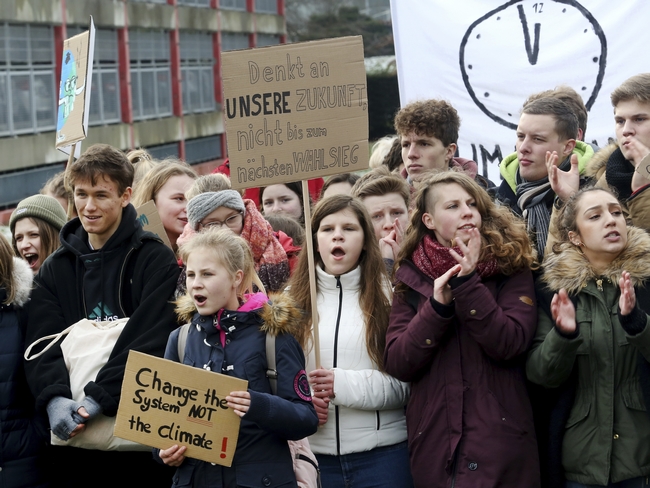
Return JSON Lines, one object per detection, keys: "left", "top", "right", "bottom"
{"left": 156, "top": 292, "right": 318, "bottom": 488}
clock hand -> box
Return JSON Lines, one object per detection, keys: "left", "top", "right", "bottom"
{"left": 517, "top": 4, "right": 541, "bottom": 65}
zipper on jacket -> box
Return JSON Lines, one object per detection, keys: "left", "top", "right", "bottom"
{"left": 333, "top": 276, "right": 343, "bottom": 456}
{"left": 117, "top": 248, "right": 135, "bottom": 316}
{"left": 375, "top": 411, "right": 380, "bottom": 430}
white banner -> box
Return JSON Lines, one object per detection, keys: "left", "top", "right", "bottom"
{"left": 391, "top": 0, "right": 650, "bottom": 182}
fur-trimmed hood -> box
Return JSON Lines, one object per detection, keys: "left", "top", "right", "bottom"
{"left": 542, "top": 226, "right": 650, "bottom": 295}
{"left": 176, "top": 291, "right": 304, "bottom": 338}
{"left": 585, "top": 142, "right": 617, "bottom": 180}
{"left": 5, "top": 257, "right": 33, "bottom": 307}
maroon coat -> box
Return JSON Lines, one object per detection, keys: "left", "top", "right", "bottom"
{"left": 385, "top": 260, "right": 540, "bottom": 488}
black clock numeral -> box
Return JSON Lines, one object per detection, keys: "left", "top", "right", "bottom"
{"left": 533, "top": 3, "right": 544, "bottom": 13}
{"left": 518, "top": 5, "right": 541, "bottom": 65}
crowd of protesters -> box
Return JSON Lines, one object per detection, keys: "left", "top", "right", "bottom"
{"left": 1, "top": 72, "right": 650, "bottom": 488}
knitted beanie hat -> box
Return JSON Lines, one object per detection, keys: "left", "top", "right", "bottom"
{"left": 10, "top": 194, "right": 68, "bottom": 233}
{"left": 187, "top": 190, "right": 246, "bottom": 230}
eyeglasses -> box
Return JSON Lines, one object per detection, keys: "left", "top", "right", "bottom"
{"left": 199, "top": 212, "right": 243, "bottom": 230}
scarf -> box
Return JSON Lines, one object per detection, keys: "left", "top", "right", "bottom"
{"left": 412, "top": 234, "right": 499, "bottom": 281}
{"left": 516, "top": 157, "right": 570, "bottom": 258}
{"left": 240, "top": 199, "right": 290, "bottom": 292}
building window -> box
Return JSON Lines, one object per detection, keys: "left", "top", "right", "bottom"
{"left": 130, "top": 0, "right": 168, "bottom": 4}
{"left": 255, "top": 0, "right": 278, "bottom": 14}
{"left": 185, "top": 135, "right": 222, "bottom": 164}
{"left": 68, "top": 27, "right": 121, "bottom": 126}
{"left": 178, "top": 0, "right": 211, "bottom": 6}
{"left": 257, "top": 34, "right": 280, "bottom": 47}
{"left": 220, "top": 0, "right": 247, "bottom": 11}
{"left": 147, "top": 142, "right": 179, "bottom": 160}
{"left": 0, "top": 23, "right": 56, "bottom": 136}
{"left": 129, "top": 30, "right": 172, "bottom": 120}
{"left": 180, "top": 32, "right": 215, "bottom": 114}
{"left": 221, "top": 32, "right": 249, "bottom": 51}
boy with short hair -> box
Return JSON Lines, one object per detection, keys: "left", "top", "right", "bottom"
{"left": 585, "top": 73, "right": 650, "bottom": 230}
{"left": 496, "top": 97, "right": 594, "bottom": 258}
{"left": 25, "top": 143, "right": 180, "bottom": 486}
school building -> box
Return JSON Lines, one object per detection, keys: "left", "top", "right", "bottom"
{"left": 0, "top": 0, "right": 286, "bottom": 215}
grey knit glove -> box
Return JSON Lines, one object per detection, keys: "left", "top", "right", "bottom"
{"left": 46, "top": 396, "right": 85, "bottom": 441}
{"left": 80, "top": 396, "right": 103, "bottom": 420}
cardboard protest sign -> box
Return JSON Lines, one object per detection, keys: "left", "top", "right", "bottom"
{"left": 222, "top": 36, "right": 369, "bottom": 190}
{"left": 56, "top": 17, "right": 95, "bottom": 158}
{"left": 115, "top": 351, "right": 246, "bottom": 466}
{"left": 135, "top": 200, "right": 173, "bottom": 250}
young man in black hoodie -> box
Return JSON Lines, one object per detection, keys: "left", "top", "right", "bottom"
{"left": 25, "top": 144, "right": 180, "bottom": 487}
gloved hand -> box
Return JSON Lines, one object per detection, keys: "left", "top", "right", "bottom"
{"left": 80, "top": 396, "right": 103, "bottom": 420}
{"left": 46, "top": 396, "right": 85, "bottom": 441}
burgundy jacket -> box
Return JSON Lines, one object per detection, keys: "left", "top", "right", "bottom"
{"left": 385, "top": 260, "right": 540, "bottom": 488}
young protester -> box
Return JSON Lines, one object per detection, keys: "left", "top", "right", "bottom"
{"left": 264, "top": 214, "right": 304, "bottom": 274}
{"left": 10, "top": 194, "right": 67, "bottom": 274}
{"left": 394, "top": 99, "right": 494, "bottom": 190}
{"left": 369, "top": 135, "right": 398, "bottom": 169}
{"left": 213, "top": 157, "right": 324, "bottom": 206}
{"left": 385, "top": 172, "right": 540, "bottom": 488}
{"left": 157, "top": 229, "right": 318, "bottom": 487}
{"left": 526, "top": 186, "right": 650, "bottom": 487}
{"left": 584, "top": 73, "right": 650, "bottom": 230}
{"left": 24, "top": 143, "right": 180, "bottom": 487}
{"left": 131, "top": 160, "right": 197, "bottom": 252}
{"left": 352, "top": 167, "right": 410, "bottom": 265}
{"left": 319, "top": 173, "right": 360, "bottom": 199}
{"left": 126, "top": 148, "right": 160, "bottom": 189}
{"left": 260, "top": 181, "right": 306, "bottom": 223}
{"left": 496, "top": 97, "right": 594, "bottom": 259}
{"left": 41, "top": 170, "right": 74, "bottom": 216}
{"left": 0, "top": 234, "right": 49, "bottom": 488}
{"left": 287, "top": 195, "right": 412, "bottom": 488}
{"left": 186, "top": 190, "right": 290, "bottom": 292}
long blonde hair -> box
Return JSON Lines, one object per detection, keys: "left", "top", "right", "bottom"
{"left": 175, "top": 229, "right": 265, "bottom": 322}
{"left": 131, "top": 160, "right": 197, "bottom": 208}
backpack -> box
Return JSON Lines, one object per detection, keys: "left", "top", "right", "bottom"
{"left": 176, "top": 324, "right": 322, "bottom": 488}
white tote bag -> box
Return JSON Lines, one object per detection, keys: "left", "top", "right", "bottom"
{"left": 25, "top": 318, "right": 149, "bottom": 451}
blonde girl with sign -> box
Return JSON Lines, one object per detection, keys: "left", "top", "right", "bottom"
{"left": 385, "top": 171, "right": 540, "bottom": 488}
{"left": 287, "top": 195, "right": 412, "bottom": 488}
{"left": 157, "top": 229, "right": 318, "bottom": 488}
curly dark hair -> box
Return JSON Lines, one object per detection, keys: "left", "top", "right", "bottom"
{"left": 394, "top": 99, "right": 460, "bottom": 147}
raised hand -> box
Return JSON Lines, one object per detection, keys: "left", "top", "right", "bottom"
{"left": 448, "top": 228, "right": 480, "bottom": 277}
{"left": 433, "top": 264, "right": 461, "bottom": 305}
{"left": 551, "top": 289, "right": 577, "bottom": 335}
{"left": 547, "top": 151, "right": 580, "bottom": 203}
{"left": 619, "top": 270, "right": 637, "bottom": 316}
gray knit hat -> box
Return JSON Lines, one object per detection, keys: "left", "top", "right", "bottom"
{"left": 187, "top": 190, "right": 246, "bottom": 230}
{"left": 10, "top": 194, "right": 68, "bottom": 233}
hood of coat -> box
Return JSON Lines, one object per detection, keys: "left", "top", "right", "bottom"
{"left": 542, "top": 226, "right": 650, "bottom": 295}
{"left": 499, "top": 140, "right": 594, "bottom": 193}
{"left": 585, "top": 142, "right": 617, "bottom": 180}
{"left": 5, "top": 257, "right": 33, "bottom": 307}
{"left": 175, "top": 291, "right": 303, "bottom": 338}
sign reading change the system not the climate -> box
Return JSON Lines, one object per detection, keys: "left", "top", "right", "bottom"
{"left": 221, "top": 36, "right": 369, "bottom": 190}
{"left": 114, "top": 351, "right": 246, "bottom": 466}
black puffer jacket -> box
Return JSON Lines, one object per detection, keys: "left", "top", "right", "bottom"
{"left": 0, "top": 258, "right": 48, "bottom": 488}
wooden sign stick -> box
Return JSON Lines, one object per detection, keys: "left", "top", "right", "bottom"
{"left": 302, "top": 181, "right": 321, "bottom": 367}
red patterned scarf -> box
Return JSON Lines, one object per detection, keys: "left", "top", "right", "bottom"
{"left": 412, "top": 234, "right": 499, "bottom": 281}
{"left": 240, "top": 199, "right": 290, "bottom": 292}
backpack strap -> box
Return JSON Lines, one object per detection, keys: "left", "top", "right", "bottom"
{"left": 177, "top": 323, "right": 192, "bottom": 363}
{"left": 265, "top": 332, "right": 278, "bottom": 395}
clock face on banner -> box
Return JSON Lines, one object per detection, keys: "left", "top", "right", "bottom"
{"left": 459, "top": 0, "right": 607, "bottom": 130}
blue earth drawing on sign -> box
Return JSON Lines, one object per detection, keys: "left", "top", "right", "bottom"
{"left": 57, "top": 49, "right": 86, "bottom": 139}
